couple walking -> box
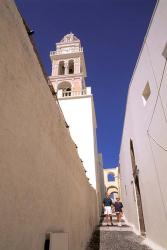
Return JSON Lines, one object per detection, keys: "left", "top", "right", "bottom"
{"left": 102, "top": 191, "right": 123, "bottom": 226}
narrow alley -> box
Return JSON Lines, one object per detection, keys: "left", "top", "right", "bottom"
{"left": 86, "top": 214, "right": 151, "bottom": 250}
{"left": 1, "top": 1, "right": 167, "bottom": 250}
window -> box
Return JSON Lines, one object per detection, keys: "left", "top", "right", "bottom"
{"left": 58, "top": 61, "right": 65, "bottom": 75}
{"left": 68, "top": 60, "right": 74, "bottom": 74}
{"left": 108, "top": 173, "right": 115, "bottom": 182}
{"left": 142, "top": 82, "right": 151, "bottom": 106}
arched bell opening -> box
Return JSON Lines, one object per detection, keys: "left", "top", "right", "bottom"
{"left": 68, "top": 60, "right": 74, "bottom": 74}
{"left": 57, "top": 81, "right": 72, "bottom": 97}
{"left": 58, "top": 61, "right": 65, "bottom": 75}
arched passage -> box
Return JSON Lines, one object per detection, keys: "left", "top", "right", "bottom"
{"left": 109, "top": 191, "right": 118, "bottom": 200}
{"left": 107, "top": 185, "right": 118, "bottom": 192}
{"left": 107, "top": 186, "right": 118, "bottom": 200}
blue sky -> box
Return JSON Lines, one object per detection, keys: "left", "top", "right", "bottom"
{"left": 16, "top": 0, "right": 156, "bottom": 168}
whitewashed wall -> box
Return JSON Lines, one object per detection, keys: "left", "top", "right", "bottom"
{"left": 120, "top": 1, "right": 167, "bottom": 249}
{"left": 59, "top": 95, "right": 98, "bottom": 190}
{"left": 98, "top": 154, "right": 105, "bottom": 202}
{"left": 0, "top": 1, "right": 99, "bottom": 250}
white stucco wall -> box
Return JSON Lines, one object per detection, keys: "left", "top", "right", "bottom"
{"left": 0, "top": 1, "right": 99, "bottom": 250}
{"left": 119, "top": 1, "right": 167, "bottom": 249}
{"left": 98, "top": 154, "right": 105, "bottom": 200}
{"left": 58, "top": 95, "right": 98, "bottom": 190}
{"left": 96, "top": 153, "right": 105, "bottom": 214}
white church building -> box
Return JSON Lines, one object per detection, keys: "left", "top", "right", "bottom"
{"left": 49, "top": 33, "right": 104, "bottom": 207}
{"left": 119, "top": 1, "right": 167, "bottom": 250}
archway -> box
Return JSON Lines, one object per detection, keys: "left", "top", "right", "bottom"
{"left": 109, "top": 191, "right": 118, "bottom": 200}
{"left": 57, "top": 81, "right": 72, "bottom": 97}
{"left": 107, "top": 185, "right": 118, "bottom": 192}
{"left": 107, "top": 185, "right": 118, "bottom": 200}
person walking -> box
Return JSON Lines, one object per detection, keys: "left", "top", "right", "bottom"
{"left": 114, "top": 197, "right": 123, "bottom": 226}
{"left": 102, "top": 192, "right": 113, "bottom": 226}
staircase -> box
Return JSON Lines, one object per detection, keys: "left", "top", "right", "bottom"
{"left": 86, "top": 213, "right": 151, "bottom": 250}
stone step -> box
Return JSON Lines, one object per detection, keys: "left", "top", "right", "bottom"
{"left": 86, "top": 224, "right": 152, "bottom": 250}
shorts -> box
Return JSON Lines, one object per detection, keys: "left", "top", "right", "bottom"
{"left": 104, "top": 206, "right": 112, "bottom": 215}
{"left": 115, "top": 209, "right": 122, "bottom": 214}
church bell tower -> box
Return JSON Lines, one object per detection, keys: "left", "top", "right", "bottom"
{"left": 49, "top": 33, "right": 101, "bottom": 191}
{"left": 49, "top": 32, "right": 87, "bottom": 95}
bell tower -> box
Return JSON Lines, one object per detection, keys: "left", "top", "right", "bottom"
{"left": 49, "top": 33, "right": 102, "bottom": 193}
{"left": 49, "top": 33, "right": 87, "bottom": 94}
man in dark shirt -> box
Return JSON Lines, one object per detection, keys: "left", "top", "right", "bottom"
{"left": 102, "top": 192, "right": 113, "bottom": 226}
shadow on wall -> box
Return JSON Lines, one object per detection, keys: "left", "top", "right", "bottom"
{"left": 86, "top": 215, "right": 104, "bottom": 250}
{"left": 86, "top": 228, "right": 100, "bottom": 250}
{"left": 44, "top": 239, "right": 50, "bottom": 250}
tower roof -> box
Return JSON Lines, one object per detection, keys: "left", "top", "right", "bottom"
{"left": 60, "top": 33, "right": 80, "bottom": 44}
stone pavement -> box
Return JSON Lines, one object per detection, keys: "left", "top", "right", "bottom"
{"left": 86, "top": 214, "right": 152, "bottom": 250}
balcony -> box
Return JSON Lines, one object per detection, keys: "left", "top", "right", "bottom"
{"left": 50, "top": 47, "right": 83, "bottom": 56}
{"left": 57, "top": 87, "right": 91, "bottom": 99}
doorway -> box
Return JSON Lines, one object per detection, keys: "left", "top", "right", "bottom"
{"left": 130, "top": 139, "right": 146, "bottom": 236}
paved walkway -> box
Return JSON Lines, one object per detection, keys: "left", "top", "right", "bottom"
{"left": 86, "top": 214, "right": 151, "bottom": 250}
